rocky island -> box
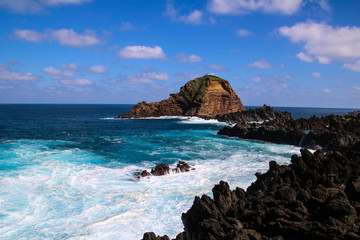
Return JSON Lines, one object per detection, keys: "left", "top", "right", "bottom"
{"left": 116, "top": 75, "right": 245, "bottom": 119}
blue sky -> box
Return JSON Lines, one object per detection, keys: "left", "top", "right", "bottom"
{"left": 0, "top": 0, "right": 360, "bottom": 107}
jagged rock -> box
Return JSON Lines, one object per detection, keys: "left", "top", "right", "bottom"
{"left": 219, "top": 112, "right": 360, "bottom": 151}
{"left": 216, "top": 104, "right": 292, "bottom": 123}
{"left": 177, "top": 145, "right": 360, "bottom": 240}
{"left": 144, "top": 144, "right": 360, "bottom": 239}
{"left": 136, "top": 161, "right": 194, "bottom": 179}
{"left": 116, "top": 75, "right": 245, "bottom": 119}
{"left": 142, "top": 232, "right": 170, "bottom": 240}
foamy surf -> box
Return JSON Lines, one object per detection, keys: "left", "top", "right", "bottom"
{"left": 0, "top": 138, "right": 300, "bottom": 240}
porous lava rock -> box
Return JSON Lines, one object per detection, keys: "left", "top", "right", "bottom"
{"left": 144, "top": 143, "right": 360, "bottom": 239}
{"left": 219, "top": 112, "right": 360, "bottom": 151}
{"left": 116, "top": 75, "right": 245, "bottom": 119}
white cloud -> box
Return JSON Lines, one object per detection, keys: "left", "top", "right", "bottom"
{"left": 312, "top": 72, "right": 322, "bottom": 78}
{"left": 165, "top": 2, "right": 203, "bottom": 25}
{"left": 118, "top": 22, "right": 134, "bottom": 31}
{"left": 177, "top": 53, "right": 203, "bottom": 63}
{"left": 323, "top": 88, "right": 331, "bottom": 93}
{"left": 118, "top": 46, "right": 166, "bottom": 59}
{"left": 12, "top": 28, "right": 101, "bottom": 47}
{"left": 343, "top": 60, "right": 360, "bottom": 72}
{"left": 42, "top": 66, "right": 76, "bottom": 80}
{"left": 89, "top": 65, "right": 108, "bottom": 74}
{"left": 207, "top": 0, "right": 302, "bottom": 15}
{"left": 194, "top": 65, "right": 228, "bottom": 71}
{"left": 0, "top": 64, "right": 10, "bottom": 71}
{"left": 43, "top": 67, "right": 62, "bottom": 76}
{"left": 0, "top": 66, "right": 38, "bottom": 81}
{"left": 128, "top": 72, "right": 170, "bottom": 84}
{"left": 279, "top": 22, "right": 360, "bottom": 64}
{"left": 51, "top": 29, "right": 100, "bottom": 47}
{"left": 0, "top": 0, "right": 92, "bottom": 14}
{"left": 318, "top": 0, "right": 331, "bottom": 13}
{"left": 60, "top": 79, "right": 92, "bottom": 86}
{"left": 296, "top": 52, "right": 313, "bottom": 63}
{"left": 13, "top": 29, "right": 46, "bottom": 42}
{"left": 248, "top": 59, "right": 272, "bottom": 68}
{"left": 237, "top": 28, "right": 252, "bottom": 37}
{"left": 354, "top": 86, "right": 360, "bottom": 92}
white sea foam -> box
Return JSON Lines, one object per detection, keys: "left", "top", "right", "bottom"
{"left": 102, "top": 115, "right": 228, "bottom": 126}
{"left": 0, "top": 139, "right": 301, "bottom": 240}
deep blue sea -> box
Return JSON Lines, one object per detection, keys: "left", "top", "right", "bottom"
{"left": 0, "top": 104, "right": 358, "bottom": 239}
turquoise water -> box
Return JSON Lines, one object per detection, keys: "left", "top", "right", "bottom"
{"left": 0, "top": 104, "right": 358, "bottom": 239}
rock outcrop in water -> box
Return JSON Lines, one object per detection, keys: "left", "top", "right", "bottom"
{"left": 136, "top": 161, "right": 194, "bottom": 179}
{"left": 116, "top": 75, "right": 245, "bottom": 119}
{"left": 143, "top": 143, "right": 360, "bottom": 240}
{"left": 219, "top": 111, "right": 360, "bottom": 151}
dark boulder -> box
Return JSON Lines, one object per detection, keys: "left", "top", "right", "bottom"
{"left": 136, "top": 161, "right": 195, "bottom": 179}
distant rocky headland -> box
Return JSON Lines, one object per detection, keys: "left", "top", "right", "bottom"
{"left": 116, "top": 75, "right": 245, "bottom": 119}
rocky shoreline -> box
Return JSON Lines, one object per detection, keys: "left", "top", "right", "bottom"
{"left": 142, "top": 144, "right": 360, "bottom": 240}
{"left": 140, "top": 109, "right": 360, "bottom": 240}
{"left": 218, "top": 109, "right": 360, "bottom": 151}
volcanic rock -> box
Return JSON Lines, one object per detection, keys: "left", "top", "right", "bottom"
{"left": 116, "top": 75, "right": 245, "bottom": 119}
{"left": 136, "top": 161, "right": 194, "bottom": 179}
{"left": 148, "top": 144, "right": 360, "bottom": 240}
{"left": 216, "top": 104, "right": 292, "bottom": 123}
{"left": 218, "top": 111, "right": 360, "bottom": 151}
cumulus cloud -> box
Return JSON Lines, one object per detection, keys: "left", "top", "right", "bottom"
{"left": 279, "top": 22, "right": 360, "bottom": 65}
{"left": 118, "top": 46, "right": 166, "bottom": 59}
{"left": 60, "top": 79, "right": 92, "bottom": 86}
{"left": 207, "top": 0, "right": 302, "bottom": 15}
{"left": 128, "top": 72, "right": 170, "bottom": 84}
{"left": 177, "top": 53, "right": 203, "bottom": 63}
{"left": 237, "top": 28, "right": 252, "bottom": 37}
{"left": 343, "top": 60, "right": 360, "bottom": 72}
{"left": 0, "top": 0, "right": 92, "bottom": 14}
{"left": 51, "top": 29, "right": 100, "bottom": 47}
{"left": 193, "top": 65, "right": 228, "bottom": 71}
{"left": 43, "top": 66, "right": 75, "bottom": 80}
{"left": 165, "top": 2, "right": 203, "bottom": 25}
{"left": 12, "top": 28, "right": 101, "bottom": 47}
{"left": 248, "top": 59, "right": 272, "bottom": 68}
{"left": 312, "top": 72, "right": 322, "bottom": 78}
{"left": 13, "top": 29, "right": 46, "bottom": 42}
{"left": 89, "top": 65, "right": 108, "bottom": 74}
{"left": 296, "top": 52, "right": 313, "bottom": 63}
{"left": 323, "top": 88, "right": 331, "bottom": 93}
{"left": 0, "top": 64, "right": 38, "bottom": 82}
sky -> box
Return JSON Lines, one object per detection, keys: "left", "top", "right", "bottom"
{"left": 0, "top": 0, "right": 360, "bottom": 108}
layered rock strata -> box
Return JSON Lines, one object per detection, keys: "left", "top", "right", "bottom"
{"left": 143, "top": 144, "right": 360, "bottom": 239}
{"left": 116, "top": 75, "right": 245, "bottom": 119}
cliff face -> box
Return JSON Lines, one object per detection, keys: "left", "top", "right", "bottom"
{"left": 116, "top": 75, "right": 245, "bottom": 119}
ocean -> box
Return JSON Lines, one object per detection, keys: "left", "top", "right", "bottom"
{"left": 0, "top": 104, "right": 358, "bottom": 239}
